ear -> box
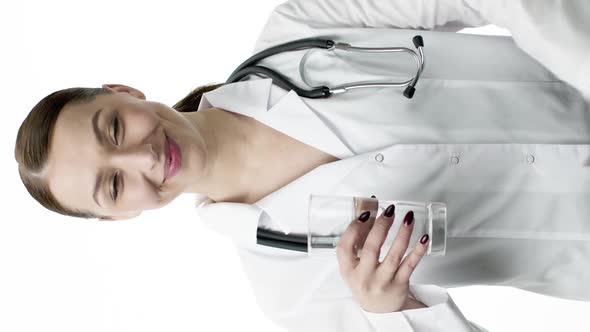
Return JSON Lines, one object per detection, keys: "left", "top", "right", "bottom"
{"left": 99, "top": 211, "right": 141, "bottom": 222}
{"left": 102, "top": 83, "right": 146, "bottom": 100}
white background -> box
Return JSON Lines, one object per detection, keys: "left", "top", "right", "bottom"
{"left": 2, "top": 0, "right": 590, "bottom": 331}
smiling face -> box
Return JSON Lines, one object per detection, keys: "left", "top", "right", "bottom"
{"left": 44, "top": 84, "right": 210, "bottom": 220}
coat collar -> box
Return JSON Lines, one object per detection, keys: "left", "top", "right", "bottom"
{"left": 197, "top": 78, "right": 273, "bottom": 119}
{"left": 195, "top": 79, "right": 363, "bottom": 248}
{"left": 197, "top": 78, "right": 355, "bottom": 160}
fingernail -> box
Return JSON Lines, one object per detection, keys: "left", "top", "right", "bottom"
{"left": 384, "top": 204, "right": 395, "bottom": 218}
{"left": 358, "top": 211, "right": 370, "bottom": 222}
{"left": 420, "top": 234, "right": 429, "bottom": 244}
{"left": 370, "top": 195, "right": 376, "bottom": 198}
{"left": 404, "top": 211, "right": 414, "bottom": 226}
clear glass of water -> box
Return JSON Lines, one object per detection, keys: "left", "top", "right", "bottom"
{"left": 307, "top": 195, "right": 447, "bottom": 258}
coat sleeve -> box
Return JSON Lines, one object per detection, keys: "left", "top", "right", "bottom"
{"left": 266, "top": 285, "right": 490, "bottom": 332}
{"left": 234, "top": 246, "right": 489, "bottom": 332}
{"left": 362, "top": 285, "right": 489, "bottom": 332}
{"left": 256, "top": 0, "right": 589, "bottom": 99}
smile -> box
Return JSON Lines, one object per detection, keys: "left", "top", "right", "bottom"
{"left": 164, "top": 134, "right": 181, "bottom": 182}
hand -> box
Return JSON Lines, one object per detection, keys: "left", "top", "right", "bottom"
{"left": 336, "top": 202, "right": 429, "bottom": 313}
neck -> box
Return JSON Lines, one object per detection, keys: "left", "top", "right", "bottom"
{"left": 181, "top": 108, "right": 256, "bottom": 202}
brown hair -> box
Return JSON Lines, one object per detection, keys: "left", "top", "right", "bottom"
{"left": 14, "top": 83, "right": 222, "bottom": 220}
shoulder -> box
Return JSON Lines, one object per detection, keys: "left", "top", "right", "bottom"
{"left": 253, "top": 0, "right": 318, "bottom": 52}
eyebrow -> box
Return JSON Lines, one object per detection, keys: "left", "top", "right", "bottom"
{"left": 92, "top": 108, "right": 105, "bottom": 208}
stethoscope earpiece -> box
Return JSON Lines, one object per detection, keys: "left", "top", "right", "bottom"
{"left": 413, "top": 35, "right": 424, "bottom": 48}
{"left": 403, "top": 86, "right": 416, "bottom": 99}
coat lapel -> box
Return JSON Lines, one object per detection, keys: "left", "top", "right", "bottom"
{"left": 254, "top": 152, "right": 370, "bottom": 236}
{"left": 257, "top": 88, "right": 356, "bottom": 160}
{"left": 199, "top": 78, "right": 356, "bottom": 160}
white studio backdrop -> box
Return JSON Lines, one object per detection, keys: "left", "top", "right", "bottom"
{"left": 1, "top": 1, "right": 589, "bottom": 331}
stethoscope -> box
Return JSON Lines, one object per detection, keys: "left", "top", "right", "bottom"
{"left": 226, "top": 35, "right": 426, "bottom": 99}
{"left": 226, "top": 36, "right": 426, "bottom": 252}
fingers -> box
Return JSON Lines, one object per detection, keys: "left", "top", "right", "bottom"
{"left": 358, "top": 204, "right": 396, "bottom": 273}
{"left": 337, "top": 196, "right": 380, "bottom": 275}
{"left": 336, "top": 209, "right": 374, "bottom": 275}
{"left": 338, "top": 196, "right": 429, "bottom": 289}
{"left": 376, "top": 211, "right": 419, "bottom": 281}
{"left": 394, "top": 234, "right": 429, "bottom": 284}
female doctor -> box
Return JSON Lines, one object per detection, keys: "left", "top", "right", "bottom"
{"left": 14, "top": 0, "right": 590, "bottom": 331}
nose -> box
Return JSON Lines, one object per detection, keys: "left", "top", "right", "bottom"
{"left": 110, "top": 143, "right": 158, "bottom": 172}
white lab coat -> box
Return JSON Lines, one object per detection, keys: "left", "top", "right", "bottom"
{"left": 195, "top": 1, "right": 590, "bottom": 331}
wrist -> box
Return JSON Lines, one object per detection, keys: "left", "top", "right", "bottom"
{"left": 401, "top": 296, "right": 427, "bottom": 310}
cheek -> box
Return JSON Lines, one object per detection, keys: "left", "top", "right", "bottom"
{"left": 123, "top": 184, "right": 161, "bottom": 210}
{"left": 125, "top": 106, "right": 161, "bottom": 135}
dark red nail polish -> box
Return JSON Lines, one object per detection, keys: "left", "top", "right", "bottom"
{"left": 384, "top": 204, "right": 395, "bottom": 218}
{"left": 404, "top": 211, "right": 414, "bottom": 226}
{"left": 420, "top": 234, "right": 429, "bottom": 244}
{"left": 358, "top": 211, "right": 370, "bottom": 222}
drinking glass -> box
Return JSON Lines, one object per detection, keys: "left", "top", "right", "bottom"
{"left": 307, "top": 195, "right": 447, "bottom": 258}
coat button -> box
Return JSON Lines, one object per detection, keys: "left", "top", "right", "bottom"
{"left": 375, "top": 153, "right": 384, "bottom": 162}
{"left": 450, "top": 156, "right": 460, "bottom": 165}
{"left": 526, "top": 154, "right": 535, "bottom": 164}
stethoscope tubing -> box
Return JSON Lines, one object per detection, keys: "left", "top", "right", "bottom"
{"left": 226, "top": 36, "right": 425, "bottom": 99}
{"left": 257, "top": 228, "right": 308, "bottom": 252}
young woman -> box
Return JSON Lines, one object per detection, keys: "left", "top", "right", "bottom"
{"left": 14, "top": 1, "right": 589, "bottom": 331}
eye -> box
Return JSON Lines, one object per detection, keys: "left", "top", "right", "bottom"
{"left": 111, "top": 115, "right": 120, "bottom": 145}
{"left": 111, "top": 172, "right": 120, "bottom": 202}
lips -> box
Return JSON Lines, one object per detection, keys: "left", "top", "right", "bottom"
{"left": 162, "top": 134, "right": 170, "bottom": 183}
{"left": 163, "top": 134, "right": 181, "bottom": 183}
